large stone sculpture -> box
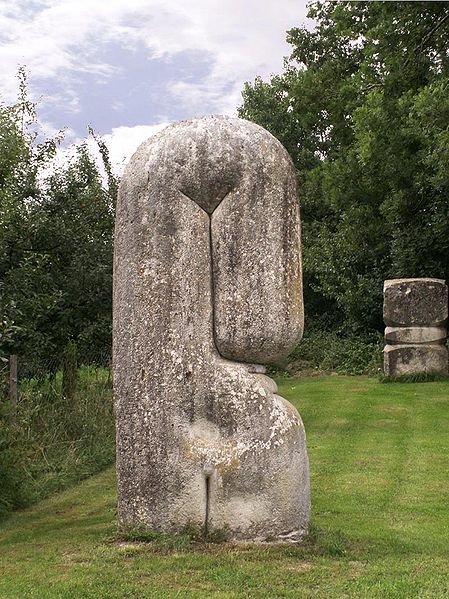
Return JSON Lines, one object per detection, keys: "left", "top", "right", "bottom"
{"left": 383, "top": 278, "right": 448, "bottom": 377}
{"left": 113, "top": 116, "right": 310, "bottom": 541}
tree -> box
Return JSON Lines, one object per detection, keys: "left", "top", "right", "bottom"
{"left": 239, "top": 1, "right": 449, "bottom": 336}
{"left": 0, "top": 69, "right": 58, "bottom": 362}
{"left": 0, "top": 71, "right": 117, "bottom": 373}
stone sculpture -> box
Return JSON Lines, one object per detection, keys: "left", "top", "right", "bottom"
{"left": 383, "top": 278, "right": 448, "bottom": 377}
{"left": 113, "top": 116, "right": 310, "bottom": 541}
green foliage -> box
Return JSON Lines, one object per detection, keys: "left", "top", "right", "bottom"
{"left": 62, "top": 340, "right": 78, "bottom": 400}
{"left": 0, "top": 365, "right": 114, "bottom": 519}
{"left": 288, "top": 329, "right": 383, "bottom": 375}
{"left": 0, "top": 71, "right": 118, "bottom": 520}
{"left": 305, "top": 523, "right": 348, "bottom": 557}
{"left": 117, "top": 523, "right": 229, "bottom": 551}
{"left": 0, "top": 70, "right": 117, "bottom": 371}
{"left": 117, "top": 526, "right": 197, "bottom": 552}
{"left": 0, "top": 425, "right": 30, "bottom": 517}
{"left": 0, "top": 70, "right": 117, "bottom": 522}
{"left": 239, "top": 1, "right": 449, "bottom": 335}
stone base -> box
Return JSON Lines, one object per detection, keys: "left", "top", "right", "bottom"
{"left": 384, "top": 344, "right": 448, "bottom": 377}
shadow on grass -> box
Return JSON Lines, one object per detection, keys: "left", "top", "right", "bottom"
{"left": 378, "top": 371, "right": 449, "bottom": 384}
{"left": 114, "top": 523, "right": 229, "bottom": 554}
{"left": 112, "top": 522, "right": 357, "bottom": 558}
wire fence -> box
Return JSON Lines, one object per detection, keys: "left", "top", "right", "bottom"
{"left": 1, "top": 350, "right": 112, "bottom": 415}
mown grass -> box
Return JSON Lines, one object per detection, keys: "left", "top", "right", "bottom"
{"left": 1, "top": 376, "right": 449, "bottom": 598}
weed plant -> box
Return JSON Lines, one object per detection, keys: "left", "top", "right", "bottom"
{"left": 378, "top": 370, "right": 449, "bottom": 383}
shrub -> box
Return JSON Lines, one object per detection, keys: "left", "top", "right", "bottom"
{"left": 288, "top": 330, "right": 383, "bottom": 376}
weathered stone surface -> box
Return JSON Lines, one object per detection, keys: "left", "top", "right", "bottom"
{"left": 384, "top": 326, "right": 446, "bottom": 345}
{"left": 383, "top": 278, "right": 448, "bottom": 326}
{"left": 113, "top": 116, "right": 310, "bottom": 541}
{"left": 384, "top": 345, "right": 448, "bottom": 376}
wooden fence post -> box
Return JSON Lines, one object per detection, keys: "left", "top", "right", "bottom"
{"left": 62, "top": 341, "right": 77, "bottom": 401}
{"left": 9, "top": 354, "right": 18, "bottom": 425}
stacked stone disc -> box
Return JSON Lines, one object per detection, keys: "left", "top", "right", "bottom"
{"left": 383, "top": 278, "right": 448, "bottom": 377}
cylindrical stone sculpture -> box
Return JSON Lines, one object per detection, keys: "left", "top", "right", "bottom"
{"left": 383, "top": 278, "right": 448, "bottom": 377}
{"left": 113, "top": 116, "right": 310, "bottom": 541}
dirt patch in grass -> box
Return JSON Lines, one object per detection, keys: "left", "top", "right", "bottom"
{"left": 283, "top": 560, "right": 313, "bottom": 572}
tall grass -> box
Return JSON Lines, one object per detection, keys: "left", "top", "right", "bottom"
{"left": 0, "top": 365, "right": 115, "bottom": 519}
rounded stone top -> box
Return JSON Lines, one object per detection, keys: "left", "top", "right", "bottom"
{"left": 125, "top": 115, "right": 294, "bottom": 215}
{"left": 117, "top": 114, "right": 303, "bottom": 365}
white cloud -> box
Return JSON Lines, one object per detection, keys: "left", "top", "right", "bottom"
{"left": 1, "top": 1, "right": 313, "bottom": 177}
{"left": 42, "top": 122, "right": 168, "bottom": 185}
{"left": 96, "top": 123, "right": 170, "bottom": 175}
{"left": 0, "top": 0, "right": 311, "bottom": 116}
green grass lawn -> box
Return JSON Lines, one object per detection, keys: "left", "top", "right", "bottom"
{"left": 1, "top": 376, "right": 448, "bottom": 598}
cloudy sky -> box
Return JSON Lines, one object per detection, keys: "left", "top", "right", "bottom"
{"left": 0, "top": 0, "right": 312, "bottom": 173}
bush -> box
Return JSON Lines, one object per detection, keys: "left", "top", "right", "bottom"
{"left": 288, "top": 330, "right": 383, "bottom": 376}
